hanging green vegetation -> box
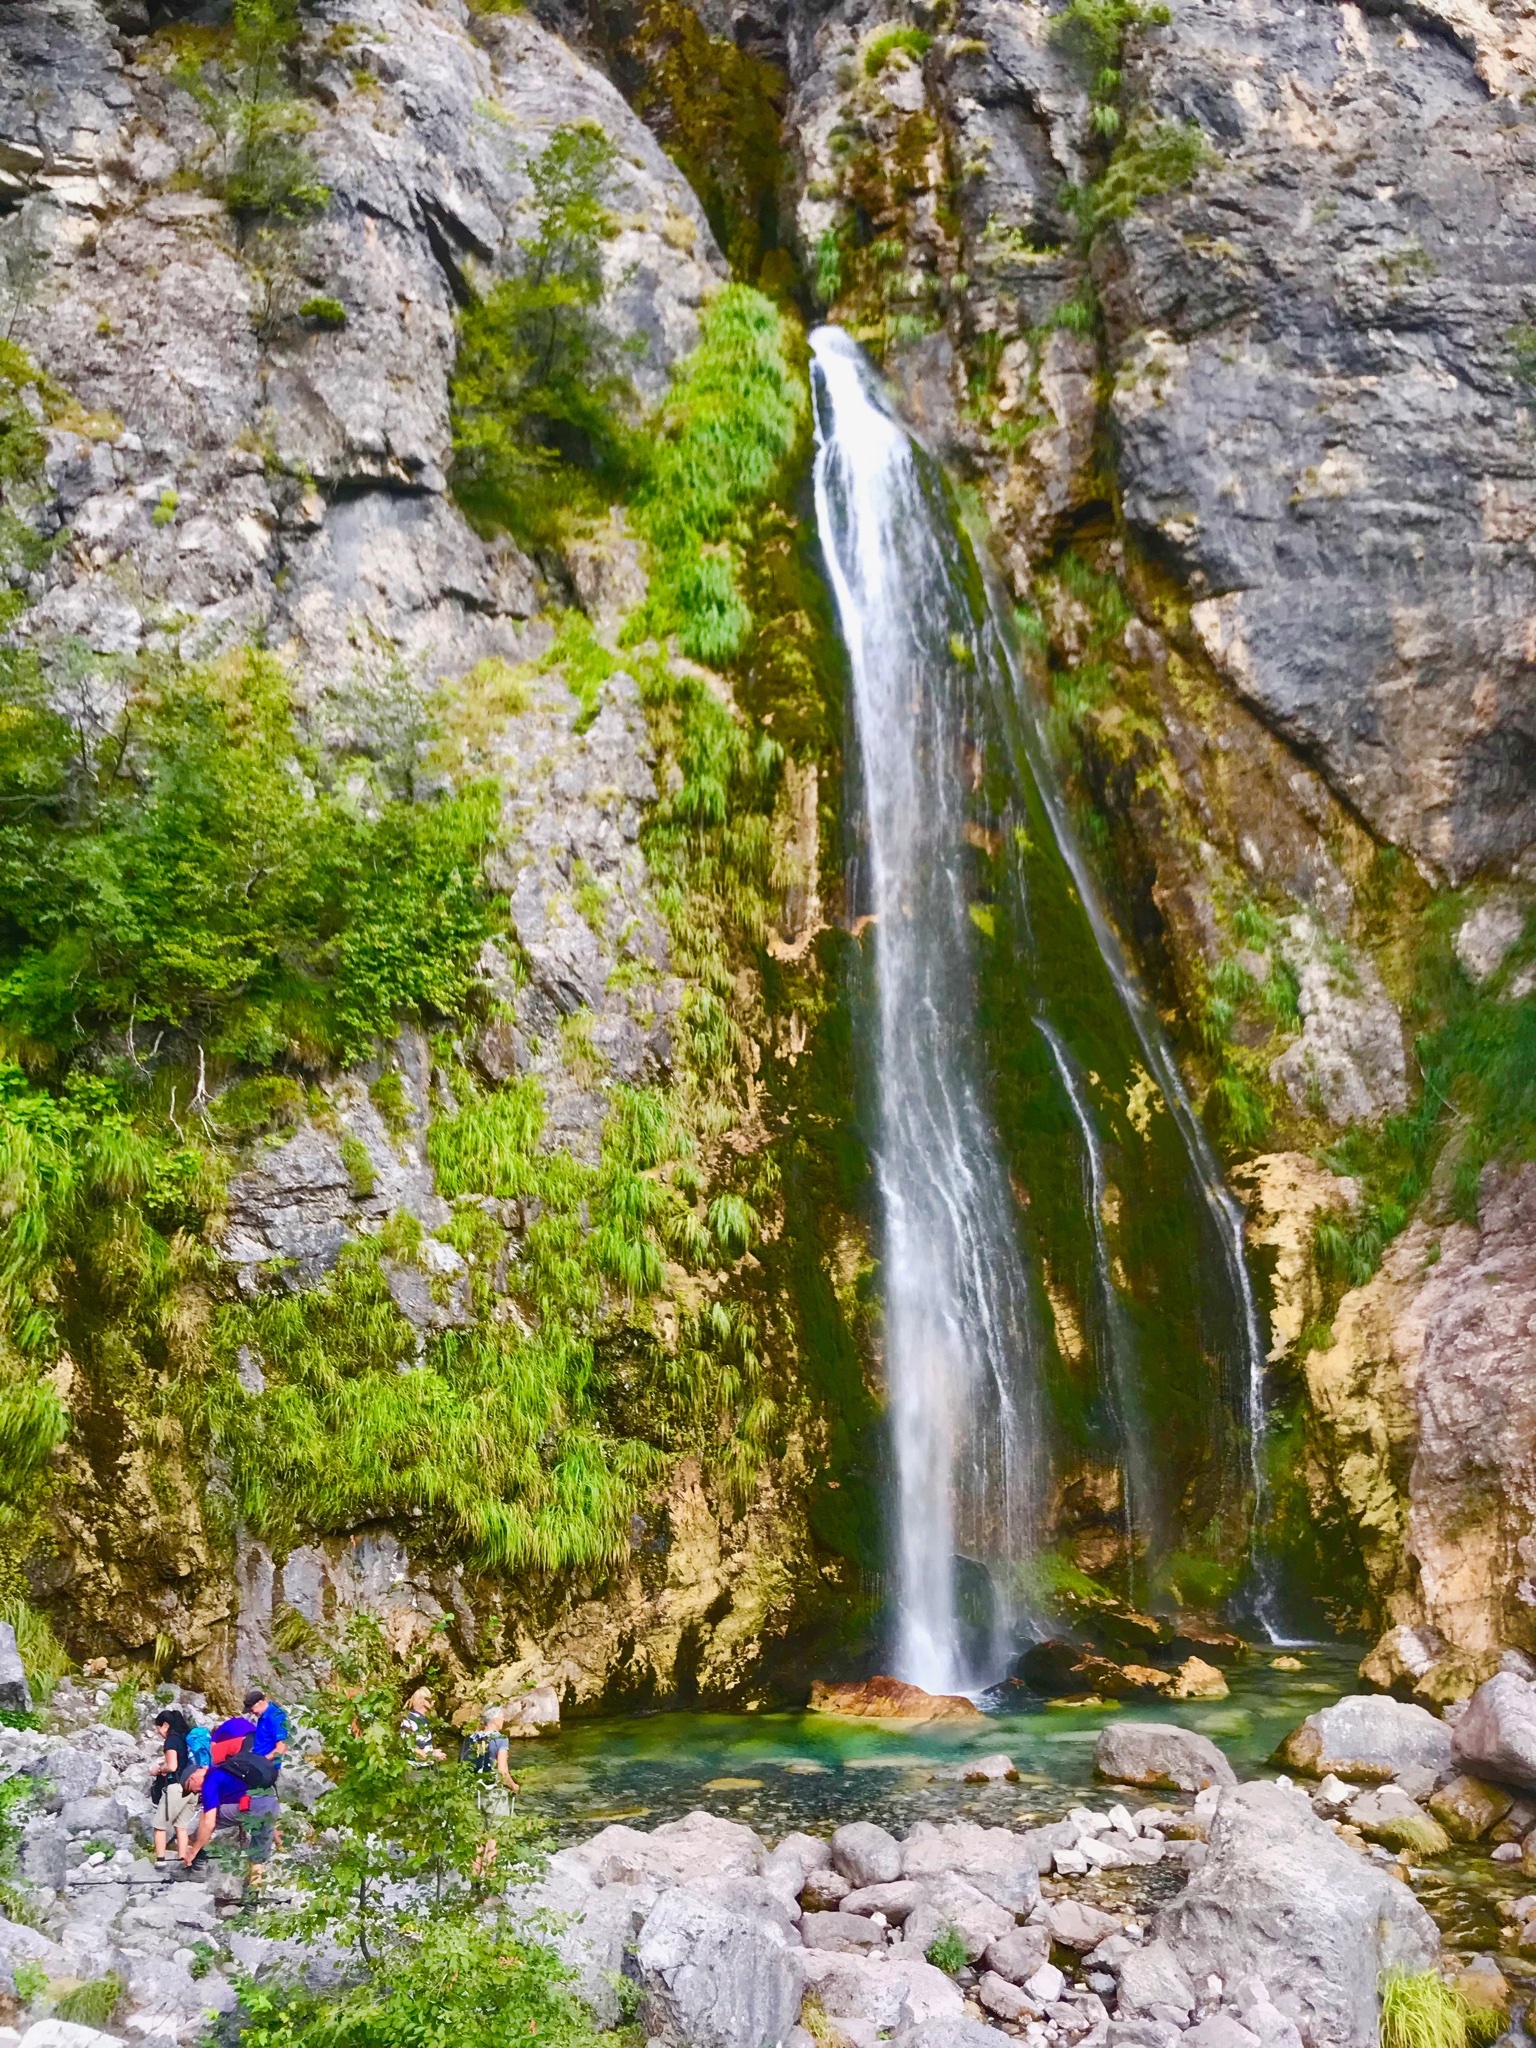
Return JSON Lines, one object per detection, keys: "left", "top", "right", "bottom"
{"left": 628, "top": 285, "right": 806, "bottom": 664}
{"left": 1314, "top": 898, "right": 1536, "bottom": 1287}
{"left": 628, "top": 0, "right": 789, "bottom": 281}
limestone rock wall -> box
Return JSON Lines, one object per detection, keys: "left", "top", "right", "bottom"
{"left": 0, "top": 0, "right": 859, "bottom": 1709}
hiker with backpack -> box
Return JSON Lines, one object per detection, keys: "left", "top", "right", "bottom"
{"left": 180, "top": 1703, "right": 284, "bottom": 1873}
{"left": 461, "top": 1703, "right": 519, "bottom": 1874}
{"left": 149, "top": 1709, "right": 195, "bottom": 1866}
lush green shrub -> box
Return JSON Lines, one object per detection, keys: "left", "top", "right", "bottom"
{"left": 452, "top": 123, "right": 638, "bottom": 546}
{"left": 629, "top": 284, "right": 805, "bottom": 663}
{"left": 299, "top": 294, "right": 347, "bottom": 328}
{"left": 236, "top": 1622, "right": 596, "bottom": 2048}
{"left": 0, "top": 648, "right": 500, "bottom": 1069}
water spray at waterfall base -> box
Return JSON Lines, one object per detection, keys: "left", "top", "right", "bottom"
{"left": 809, "top": 326, "right": 1284, "bottom": 1685}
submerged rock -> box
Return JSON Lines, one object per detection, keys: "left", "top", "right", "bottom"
{"left": 1427, "top": 1773, "right": 1514, "bottom": 1843}
{"left": 809, "top": 1678, "right": 985, "bottom": 1723}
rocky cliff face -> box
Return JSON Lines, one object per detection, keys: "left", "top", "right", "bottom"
{"left": 0, "top": 0, "right": 871, "bottom": 1707}
{"left": 4, "top": 0, "right": 1534, "bottom": 1691}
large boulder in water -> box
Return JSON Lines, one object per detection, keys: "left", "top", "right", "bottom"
{"left": 636, "top": 1887, "right": 802, "bottom": 2048}
{"left": 1094, "top": 1721, "right": 1236, "bottom": 1792}
{"left": 1159, "top": 1781, "right": 1439, "bottom": 2048}
{"left": 1274, "top": 1694, "right": 1453, "bottom": 1782}
{"left": 1451, "top": 1672, "right": 1536, "bottom": 1792}
{"left": 810, "top": 1677, "right": 984, "bottom": 1722}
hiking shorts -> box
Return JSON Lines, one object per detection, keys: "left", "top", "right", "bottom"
{"left": 152, "top": 1779, "right": 195, "bottom": 1835}
{"left": 476, "top": 1783, "right": 515, "bottom": 1820}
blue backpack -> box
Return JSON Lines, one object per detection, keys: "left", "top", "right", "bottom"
{"left": 186, "top": 1726, "right": 212, "bottom": 1770}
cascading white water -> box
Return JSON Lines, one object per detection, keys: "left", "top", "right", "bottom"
{"left": 811, "top": 327, "right": 1045, "bottom": 1692}
{"left": 1034, "top": 1018, "right": 1155, "bottom": 1573}
{"left": 811, "top": 324, "right": 1285, "bottom": 1671}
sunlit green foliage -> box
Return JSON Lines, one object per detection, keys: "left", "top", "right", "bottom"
{"left": 0, "top": 650, "right": 499, "bottom": 1070}
{"left": 863, "top": 24, "right": 932, "bottom": 74}
{"left": 630, "top": 285, "right": 805, "bottom": 664}
{"left": 452, "top": 124, "right": 638, "bottom": 547}
{"left": 238, "top": 1622, "right": 596, "bottom": 2048}
{"left": 0, "top": 1597, "right": 69, "bottom": 1699}
{"left": 1380, "top": 1969, "right": 1501, "bottom": 2048}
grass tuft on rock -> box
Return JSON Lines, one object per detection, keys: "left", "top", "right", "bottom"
{"left": 1380, "top": 1969, "right": 1502, "bottom": 2048}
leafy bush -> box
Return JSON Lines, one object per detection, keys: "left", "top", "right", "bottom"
{"left": 925, "top": 1926, "right": 968, "bottom": 1975}
{"left": 236, "top": 1622, "right": 596, "bottom": 2048}
{"left": 0, "top": 648, "right": 500, "bottom": 1069}
{"left": 172, "top": 0, "right": 330, "bottom": 227}
{"left": 298, "top": 294, "right": 347, "bottom": 328}
{"left": 630, "top": 285, "right": 805, "bottom": 664}
{"left": 452, "top": 123, "right": 638, "bottom": 546}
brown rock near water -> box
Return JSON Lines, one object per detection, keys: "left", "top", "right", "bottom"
{"left": 809, "top": 1676, "right": 986, "bottom": 1723}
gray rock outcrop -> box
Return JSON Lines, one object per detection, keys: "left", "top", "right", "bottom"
{"left": 1276, "top": 1694, "right": 1454, "bottom": 1783}
{"left": 0, "top": 1622, "right": 32, "bottom": 1714}
{"left": 636, "top": 1887, "right": 804, "bottom": 2048}
{"left": 1452, "top": 1672, "right": 1536, "bottom": 1792}
{"left": 1159, "top": 1782, "right": 1439, "bottom": 2048}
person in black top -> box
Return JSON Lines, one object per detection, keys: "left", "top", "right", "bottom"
{"left": 149, "top": 1709, "right": 195, "bottom": 1864}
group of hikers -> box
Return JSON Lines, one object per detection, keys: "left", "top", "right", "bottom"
{"left": 148, "top": 1686, "right": 289, "bottom": 1877}
{"left": 147, "top": 1680, "right": 521, "bottom": 1879}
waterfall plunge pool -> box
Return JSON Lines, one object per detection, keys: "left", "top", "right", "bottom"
{"left": 512, "top": 1649, "right": 1532, "bottom": 1973}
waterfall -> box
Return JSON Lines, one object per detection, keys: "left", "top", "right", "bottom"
{"left": 810, "top": 326, "right": 1275, "bottom": 1683}
{"left": 810, "top": 327, "right": 1046, "bottom": 1692}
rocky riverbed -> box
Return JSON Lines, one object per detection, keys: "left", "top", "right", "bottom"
{"left": 13, "top": 1659, "right": 1536, "bottom": 2048}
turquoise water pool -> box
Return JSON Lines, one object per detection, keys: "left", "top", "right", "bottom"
{"left": 514, "top": 1644, "right": 1364, "bottom": 1842}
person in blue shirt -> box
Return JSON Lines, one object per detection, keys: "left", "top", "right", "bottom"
{"left": 245, "top": 1687, "right": 288, "bottom": 1767}
{"left": 242, "top": 1686, "right": 288, "bottom": 1877}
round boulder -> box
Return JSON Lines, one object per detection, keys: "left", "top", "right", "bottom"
{"left": 1094, "top": 1721, "right": 1237, "bottom": 1793}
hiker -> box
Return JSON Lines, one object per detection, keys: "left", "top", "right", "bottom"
{"left": 238, "top": 1687, "right": 287, "bottom": 1877}
{"left": 149, "top": 1709, "right": 195, "bottom": 1866}
{"left": 401, "top": 1683, "right": 445, "bottom": 1767}
{"left": 245, "top": 1686, "right": 289, "bottom": 1769}
{"left": 180, "top": 1758, "right": 248, "bottom": 1868}
{"left": 180, "top": 1703, "right": 283, "bottom": 1871}
{"left": 461, "top": 1704, "right": 519, "bottom": 1872}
